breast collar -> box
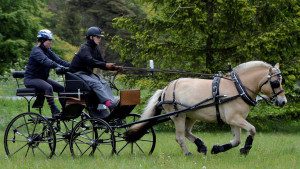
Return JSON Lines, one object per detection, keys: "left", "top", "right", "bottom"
{"left": 230, "top": 71, "right": 257, "bottom": 106}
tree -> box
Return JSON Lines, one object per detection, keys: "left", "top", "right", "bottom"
{"left": 111, "top": 0, "right": 300, "bottom": 95}
{"left": 47, "top": 0, "right": 145, "bottom": 62}
{"left": 0, "top": 0, "right": 41, "bottom": 74}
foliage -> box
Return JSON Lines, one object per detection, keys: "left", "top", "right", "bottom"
{"left": 111, "top": 0, "right": 300, "bottom": 97}
{"left": 0, "top": 0, "right": 41, "bottom": 74}
{"left": 0, "top": 0, "right": 76, "bottom": 74}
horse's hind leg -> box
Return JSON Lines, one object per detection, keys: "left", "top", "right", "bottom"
{"left": 211, "top": 125, "right": 241, "bottom": 154}
{"left": 172, "top": 115, "right": 191, "bottom": 156}
{"left": 185, "top": 118, "right": 207, "bottom": 155}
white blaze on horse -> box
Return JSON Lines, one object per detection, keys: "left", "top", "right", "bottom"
{"left": 124, "top": 61, "right": 287, "bottom": 155}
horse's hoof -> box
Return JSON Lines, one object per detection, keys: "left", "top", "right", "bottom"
{"left": 211, "top": 145, "right": 221, "bottom": 154}
{"left": 185, "top": 152, "right": 193, "bottom": 156}
{"left": 239, "top": 148, "right": 249, "bottom": 155}
{"left": 198, "top": 145, "right": 207, "bottom": 155}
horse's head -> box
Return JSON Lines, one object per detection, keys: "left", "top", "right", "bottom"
{"left": 259, "top": 63, "right": 287, "bottom": 107}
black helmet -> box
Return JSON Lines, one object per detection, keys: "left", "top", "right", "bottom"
{"left": 86, "top": 26, "right": 104, "bottom": 37}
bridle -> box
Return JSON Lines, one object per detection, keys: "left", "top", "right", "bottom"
{"left": 258, "top": 67, "right": 285, "bottom": 101}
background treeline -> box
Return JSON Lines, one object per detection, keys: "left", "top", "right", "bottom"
{"left": 0, "top": 0, "right": 299, "bottom": 98}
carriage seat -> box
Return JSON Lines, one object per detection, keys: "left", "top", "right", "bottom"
{"left": 12, "top": 71, "right": 44, "bottom": 111}
{"left": 62, "top": 72, "right": 92, "bottom": 97}
{"left": 12, "top": 71, "right": 36, "bottom": 97}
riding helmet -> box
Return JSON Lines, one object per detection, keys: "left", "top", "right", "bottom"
{"left": 37, "top": 29, "right": 53, "bottom": 40}
{"left": 86, "top": 26, "right": 104, "bottom": 37}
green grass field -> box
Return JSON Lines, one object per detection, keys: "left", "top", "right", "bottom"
{"left": 0, "top": 98, "right": 299, "bottom": 169}
{"left": 0, "top": 131, "right": 299, "bottom": 169}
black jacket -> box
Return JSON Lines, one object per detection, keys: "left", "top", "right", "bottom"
{"left": 69, "top": 40, "right": 107, "bottom": 74}
{"left": 24, "top": 45, "right": 70, "bottom": 80}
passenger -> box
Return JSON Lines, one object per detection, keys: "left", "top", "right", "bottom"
{"left": 24, "top": 29, "right": 70, "bottom": 118}
{"left": 69, "top": 26, "right": 121, "bottom": 117}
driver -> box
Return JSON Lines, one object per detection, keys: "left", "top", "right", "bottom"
{"left": 69, "top": 26, "right": 121, "bottom": 118}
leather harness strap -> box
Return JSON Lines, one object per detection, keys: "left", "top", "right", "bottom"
{"left": 212, "top": 75, "right": 223, "bottom": 124}
{"left": 230, "top": 71, "right": 257, "bottom": 106}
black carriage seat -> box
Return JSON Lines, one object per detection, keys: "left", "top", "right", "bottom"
{"left": 58, "top": 72, "right": 93, "bottom": 119}
{"left": 63, "top": 72, "right": 92, "bottom": 98}
{"left": 12, "top": 71, "right": 44, "bottom": 112}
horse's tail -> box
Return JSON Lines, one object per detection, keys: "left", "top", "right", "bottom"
{"left": 124, "top": 89, "right": 163, "bottom": 142}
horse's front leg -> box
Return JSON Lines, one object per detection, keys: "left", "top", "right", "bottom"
{"left": 211, "top": 125, "right": 241, "bottom": 154}
{"left": 226, "top": 117, "right": 256, "bottom": 155}
{"left": 237, "top": 119, "right": 256, "bottom": 155}
{"left": 172, "top": 115, "right": 191, "bottom": 156}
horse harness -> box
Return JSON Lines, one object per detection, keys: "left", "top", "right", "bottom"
{"left": 157, "top": 67, "right": 283, "bottom": 124}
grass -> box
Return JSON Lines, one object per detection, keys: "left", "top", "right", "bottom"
{"left": 0, "top": 132, "right": 299, "bottom": 169}
{"left": 0, "top": 96, "right": 299, "bottom": 168}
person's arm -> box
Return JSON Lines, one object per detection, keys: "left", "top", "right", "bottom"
{"left": 48, "top": 49, "right": 70, "bottom": 67}
{"left": 31, "top": 48, "right": 59, "bottom": 68}
{"left": 80, "top": 46, "right": 107, "bottom": 70}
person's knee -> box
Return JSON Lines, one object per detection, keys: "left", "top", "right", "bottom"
{"left": 45, "top": 86, "right": 54, "bottom": 94}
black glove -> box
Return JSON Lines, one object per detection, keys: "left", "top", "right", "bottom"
{"left": 55, "top": 66, "right": 69, "bottom": 75}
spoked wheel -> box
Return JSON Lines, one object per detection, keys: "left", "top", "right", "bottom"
{"left": 69, "top": 117, "right": 115, "bottom": 158}
{"left": 4, "top": 112, "right": 56, "bottom": 158}
{"left": 113, "top": 113, "right": 156, "bottom": 155}
{"left": 51, "top": 113, "right": 89, "bottom": 156}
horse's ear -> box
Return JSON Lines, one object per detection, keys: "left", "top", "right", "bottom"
{"left": 274, "top": 63, "right": 280, "bottom": 69}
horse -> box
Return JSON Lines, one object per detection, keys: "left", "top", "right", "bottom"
{"left": 124, "top": 61, "right": 287, "bottom": 155}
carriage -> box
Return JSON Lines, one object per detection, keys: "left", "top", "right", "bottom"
{"left": 4, "top": 69, "right": 156, "bottom": 158}
{"left": 4, "top": 61, "right": 286, "bottom": 158}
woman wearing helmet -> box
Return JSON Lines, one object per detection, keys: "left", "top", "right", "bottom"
{"left": 69, "top": 26, "right": 120, "bottom": 118}
{"left": 24, "top": 29, "right": 70, "bottom": 118}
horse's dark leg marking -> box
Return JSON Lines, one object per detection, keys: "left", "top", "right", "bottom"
{"left": 194, "top": 138, "right": 207, "bottom": 155}
{"left": 240, "top": 135, "right": 253, "bottom": 155}
{"left": 211, "top": 143, "right": 233, "bottom": 154}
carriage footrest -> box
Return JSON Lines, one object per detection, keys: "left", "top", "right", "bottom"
{"left": 16, "top": 88, "right": 36, "bottom": 97}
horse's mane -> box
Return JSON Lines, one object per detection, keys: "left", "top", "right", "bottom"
{"left": 233, "top": 61, "right": 272, "bottom": 73}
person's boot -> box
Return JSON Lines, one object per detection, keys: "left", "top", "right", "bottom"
{"left": 59, "top": 97, "right": 66, "bottom": 113}
{"left": 47, "top": 97, "right": 61, "bottom": 119}
{"left": 50, "top": 105, "right": 61, "bottom": 119}
{"left": 96, "top": 103, "right": 110, "bottom": 119}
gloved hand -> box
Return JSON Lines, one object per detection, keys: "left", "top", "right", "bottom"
{"left": 115, "top": 66, "right": 123, "bottom": 72}
{"left": 55, "top": 65, "right": 69, "bottom": 74}
{"left": 106, "top": 63, "right": 117, "bottom": 71}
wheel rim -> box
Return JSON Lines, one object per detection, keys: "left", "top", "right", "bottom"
{"left": 70, "top": 118, "right": 115, "bottom": 158}
{"left": 113, "top": 113, "right": 156, "bottom": 155}
{"left": 4, "top": 112, "right": 56, "bottom": 158}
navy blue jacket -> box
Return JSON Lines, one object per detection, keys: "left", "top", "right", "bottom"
{"left": 69, "top": 40, "right": 107, "bottom": 74}
{"left": 24, "top": 45, "right": 70, "bottom": 80}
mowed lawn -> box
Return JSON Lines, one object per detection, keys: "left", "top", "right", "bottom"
{"left": 0, "top": 131, "right": 299, "bottom": 169}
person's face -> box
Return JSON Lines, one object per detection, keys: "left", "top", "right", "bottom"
{"left": 91, "top": 35, "right": 101, "bottom": 45}
{"left": 43, "top": 39, "right": 52, "bottom": 48}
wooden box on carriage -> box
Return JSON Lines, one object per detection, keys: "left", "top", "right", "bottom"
{"left": 120, "top": 89, "right": 140, "bottom": 106}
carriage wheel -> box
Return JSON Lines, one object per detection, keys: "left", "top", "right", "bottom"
{"left": 4, "top": 112, "right": 56, "bottom": 158}
{"left": 113, "top": 113, "right": 156, "bottom": 155}
{"left": 51, "top": 113, "right": 89, "bottom": 156}
{"left": 69, "top": 117, "right": 115, "bottom": 158}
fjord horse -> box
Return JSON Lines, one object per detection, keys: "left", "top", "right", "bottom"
{"left": 125, "top": 61, "right": 287, "bottom": 155}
